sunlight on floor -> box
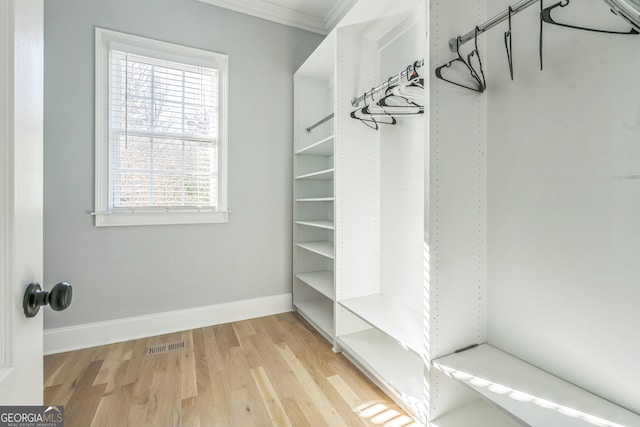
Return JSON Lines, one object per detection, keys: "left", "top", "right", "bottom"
{"left": 355, "top": 401, "right": 420, "bottom": 427}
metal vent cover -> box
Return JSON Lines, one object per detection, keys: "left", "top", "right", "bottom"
{"left": 146, "top": 341, "right": 186, "bottom": 355}
{"left": 603, "top": 0, "right": 640, "bottom": 30}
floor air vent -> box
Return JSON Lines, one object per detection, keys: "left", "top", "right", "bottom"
{"left": 146, "top": 341, "right": 186, "bottom": 355}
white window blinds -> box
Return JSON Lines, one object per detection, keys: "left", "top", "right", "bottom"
{"left": 109, "top": 50, "right": 218, "bottom": 210}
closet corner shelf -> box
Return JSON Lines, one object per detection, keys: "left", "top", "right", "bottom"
{"left": 295, "top": 135, "right": 334, "bottom": 156}
{"left": 295, "top": 168, "right": 334, "bottom": 181}
{"left": 295, "top": 220, "right": 335, "bottom": 230}
{"left": 432, "top": 344, "right": 640, "bottom": 427}
{"left": 339, "top": 294, "right": 423, "bottom": 355}
{"left": 294, "top": 298, "right": 334, "bottom": 339}
{"left": 431, "top": 399, "right": 520, "bottom": 427}
{"left": 295, "top": 241, "right": 335, "bottom": 259}
{"left": 296, "top": 271, "right": 334, "bottom": 300}
{"left": 338, "top": 328, "right": 425, "bottom": 414}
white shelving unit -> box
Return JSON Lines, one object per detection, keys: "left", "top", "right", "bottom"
{"left": 432, "top": 344, "right": 640, "bottom": 427}
{"left": 339, "top": 295, "right": 422, "bottom": 355}
{"left": 293, "top": 31, "right": 337, "bottom": 347}
{"left": 293, "top": 0, "right": 640, "bottom": 425}
{"left": 333, "top": 0, "right": 427, "bottom": 422}
{"left": 428, "top": 0, "right": 640, "bottom": 425}
{"left": 294, "top": 0, "right": 428, "bottom": 423}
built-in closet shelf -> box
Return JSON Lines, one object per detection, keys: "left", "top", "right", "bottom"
{"left": 295, "top": 241, "right": 334, "bottom": 259}
{"left": 295, "top": 168, "right": 334, "bottom": 181}
{"left": 338, "top": 328, "right": 424, "bottom": 411}
{"left": 339, "top": 295, "right": 423, "bottom": 355}
{"left": 294, "top": 298, "right": 334, "bottom": 338}
{"left": 295, "top": 220, "right": 335, "bottom": 230}
{"left": 432, "top": 344, "right": 640, "bottom": 427}
{"left": 431, "top": 400, "right": 521, "bottom": 427}
{"left": 295, "top": 197, "right": 335, "bottom": 202}
{"left": 296, "top": 135, "right": 334, "bottom": 156}
{"left": 296, "top": 271, "right": 334, "bottom": 300}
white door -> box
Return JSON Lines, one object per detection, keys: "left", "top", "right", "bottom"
{"left": 0, "top": 0, "right": 44, "bottom": 405}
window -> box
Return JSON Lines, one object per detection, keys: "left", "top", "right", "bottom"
{"left": 94, "top": 28, "right": 228, "bottom": 226}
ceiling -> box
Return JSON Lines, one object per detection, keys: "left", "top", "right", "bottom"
{"left": 196, "top": 0, "right": 357, "bottom": 35}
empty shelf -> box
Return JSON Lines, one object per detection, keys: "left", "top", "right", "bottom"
{"left": 339, "top": 328, "right": 424, "bottom": 410}
{"left": 294, "top": 298, "right": 334, "bottom": 338}
{"left": 296, "top": 135, "right": 334, "bottom": 156}
{"left": 295, "top": 220, "right": 334, "bottom": 230}
{"left": 431, "top": 400, "right": 521, "bottom": 427}
{"left": 339, "top": 294, "right": 423, "bottom": 355}
{"left": 295, "top": 168, "right": 334, "bottom": 180}
{"left": 295, "top": 241, "right": 334, "bottom": 259}
{"left": 432, "top": 344, "right": 640, "bottom": 427}
{"left": 296, "top": 271, "right": 334, "bottom": 300}
{"left": 295, "top": 197, "right": 335, "bottom": 202}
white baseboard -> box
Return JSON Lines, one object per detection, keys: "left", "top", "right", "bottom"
{"left": 44, "top": 293, "right": 292, "bottom": 355}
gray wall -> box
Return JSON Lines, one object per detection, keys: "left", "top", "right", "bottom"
{"left": 43, "top": 0, "right": 323, "bottom": 329}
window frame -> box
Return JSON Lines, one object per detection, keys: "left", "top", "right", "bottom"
{"left": 94, "top": 28, "right": 228, "bottom": 227}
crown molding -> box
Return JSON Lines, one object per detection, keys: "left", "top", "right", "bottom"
{"left": 197, "top": 0, "right": 329, "bottom": 35}
{"left": 325, "top": 0, "right": 358, "bottom": 32}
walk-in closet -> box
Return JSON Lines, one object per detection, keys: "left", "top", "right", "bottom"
{"left": 19, "top": 0, "right": 640, "bottom": 424}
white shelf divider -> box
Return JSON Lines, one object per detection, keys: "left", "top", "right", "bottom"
{"left": 295, "top": 168, "right": 334, "bottom": 181}
{"left": 295, "top": 220, "right": 334, "bottom": 230}
{"left": 295, "top": 241, "right": 335, "bottom": 259}
{"left": 295, "top": 197, "right": 335, "bottom": 202}
{"left": 296, "top": 135, "right": 335, "bottom": 156}
{"left": 432, "top": 344, "right": 640, "bottom": 427}
{"left": 294, "top": 298, "right": 334, "bottom": 338}
{"left": 339, "top": 294, "right": 423, "bottom": 355}
{"left": 339, "top": 328, "right": 425, "bottom": 414}
{"left": 431, "top": 399, "right": 521, "bottom": 427}
{"left": 296, "top": 271, "right": 334, "bottom": 300}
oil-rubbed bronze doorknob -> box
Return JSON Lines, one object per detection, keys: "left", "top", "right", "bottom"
{"left": 23, "top": 282, "right": 72, "bottom": 318}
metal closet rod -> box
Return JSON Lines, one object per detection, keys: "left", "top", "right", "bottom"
{"left": 306, "top": 113, "right": 334, "bottom": 133}
{"left": 449, "top": 0, "right": 540, "bottom": 51}
{"left": 350, "top": 59, "right": 424, "bottom": 108}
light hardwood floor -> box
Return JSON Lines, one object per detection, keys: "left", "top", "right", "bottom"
{"left": 44, "top": 312, "right": 417, "bottom": 427}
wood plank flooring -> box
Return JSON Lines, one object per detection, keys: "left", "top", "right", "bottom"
{"left": 44, "top": 312, "right": 417, "bottom": 427}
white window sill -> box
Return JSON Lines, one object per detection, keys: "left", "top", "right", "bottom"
{"left": 93, "top": 210, "right": 229, "bottom": 227}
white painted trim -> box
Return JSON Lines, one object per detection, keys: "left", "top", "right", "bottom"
{"left": 324, "top": 0, "right": 358, "bottom": 32}
{"left": 197, "top": 0, "right": 328, "bottom": 35}
{"left": 43, "top": 293, "right": 293, "bottom": 355}
{"left": 0, "top": 0, "right": 14, "bottom": 376}
{"left": 94, "top": 27, "right": 109, "bottom": 227}
{"left": 94, "top": 210, "right": 229, "bottom": 227}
